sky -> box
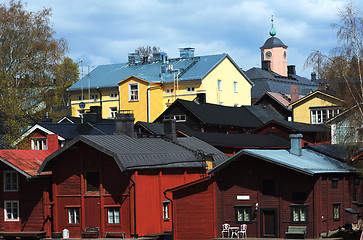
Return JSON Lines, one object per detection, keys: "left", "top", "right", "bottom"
{"left": 21, "top": 0, "right": 363, "bottom": 79}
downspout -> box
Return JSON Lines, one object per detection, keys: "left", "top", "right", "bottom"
{"left": 96, "top": 88, "right": 102, "bottom": 109}
{"left": 125, "top": 172, "right": 137, "bottom": 238}
{"left": 147, "top": 84, "right": 150, "bottom": 122}
{"left": 163, "top": 189, "right": 174, "bottom": 239}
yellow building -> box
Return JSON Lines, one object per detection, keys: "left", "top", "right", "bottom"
{"left": 68, "top": 48, "right": 253, "bottom": 122}
{"left": 290, "top": 90, "right": 345, "bottom": 124}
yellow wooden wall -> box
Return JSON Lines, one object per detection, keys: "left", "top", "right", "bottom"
{"left": 292, "top": 93, "right": 344, "bottom": 123}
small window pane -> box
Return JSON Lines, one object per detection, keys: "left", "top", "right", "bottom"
{"left": 107, "top": 208, "right": 120, "bottom": 224}
{"left": 235, "top": 206, "right": 251, "bottom": 223}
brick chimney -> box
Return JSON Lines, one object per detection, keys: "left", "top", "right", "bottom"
{"left": 164, "top": 119, "right": 177, "bottom": 142}
{"left": 290, "top": 85, "right": 299, "bottom": 103}
{"left": 115, "top": 110, "right": 136, "bottom": 138}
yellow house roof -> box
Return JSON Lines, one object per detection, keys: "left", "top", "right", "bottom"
{"left": 290, "top": 90, "right": 345, "bottom": 108}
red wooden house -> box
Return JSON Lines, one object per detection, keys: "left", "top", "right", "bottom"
{"left": 0, "top": 134, "right": 59, "bottom": 238}
{"left": 37, "top": 116, "right": 227, "bottom": 238}
{"left": 171, "top": 134, "right": 362, "bottom": 240}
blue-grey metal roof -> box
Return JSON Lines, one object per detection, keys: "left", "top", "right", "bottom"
{"left": 209, "top": 148, "right": 359, "bottom": 176}
{"left": 38, "top": 135, "right": 227, "bottom": 173}
{"left": 245, "top": 67, "right": 318, "bottom": 99}
{"left": 68, "top": 54, "right": 253, "bottom": 91}
{"left": 261, "top": 37, "right": 288, "bottom": 49}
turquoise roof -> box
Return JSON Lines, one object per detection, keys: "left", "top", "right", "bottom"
{"left": 209, "top": 148, "right": 359, "bottom": 176}
{"left": 68, "top": 54, "right": 252, "bottom": 91}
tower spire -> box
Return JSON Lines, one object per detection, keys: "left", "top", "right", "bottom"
{"left": 270, "top": 15, "right": 276, "bottom": 37}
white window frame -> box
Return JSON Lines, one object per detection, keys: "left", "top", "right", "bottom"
{"left": 165, "top": 89, "right": 174, "bottom": 94}
{"left": 68, "top": 207, "right": 80, "bottom": 224}
{"left": 291, "top": 205, "right": 308, "bottom": 223}
{"left": 109, "top": 93, "right": 118, "bottom": 98}
{"left": 31, "top": 138, "right": 47, "bottom": 150}
{"left": 77, "top": 95, "right": 84, "bottom": 101}
{"left": 129, "top": 83, "right": 139, "bottom": 101}
{"left": 186, "top": 87, "right": 195, "bottom": 92}
{"left": 107, "top": 207, "right": 120, "bottom": 224}
{"left": 163, "top": 115, "right": 186, "bottom": 122}
{"left": 311, "top": 108, "right": 341, "bottom": 124}
{"left": 4, "top": 171, "right": 18, "bottom": 192}
{"left": 218, "top": 80, "right": 222, "bottom": 91}
{"left": 163, "top": 201, "right": 170, "bottom": 221}
{"left": 90, "top": 94, "right": 98, "bottom": 100}
{"left": 4, "top": 201, "right": 19, "bottom": 221}
{"left": 109, "top": 107, "right": 117, "bottom": 118}
{"left": 234, "top": 81, "right": 238, "bottom": 93}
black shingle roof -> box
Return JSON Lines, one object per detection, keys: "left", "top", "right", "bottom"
{"left": 245, "top": 67, "right": 318, "bottom": 99}
{"left": 38, "top": 135, "right": 228, "bottom": 173}
{"left": 261, "top": 37, "right": 287, "bottom": 48}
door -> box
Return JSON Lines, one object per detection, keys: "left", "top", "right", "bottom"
{"left": 84, "top": 197, "right": 101, "bottom": 231}
{"left": 261, "top": 209, "right": 277, "bottom": 237}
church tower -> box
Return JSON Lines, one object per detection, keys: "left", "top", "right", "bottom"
{"left": 260, "top": 16, "right": 288, "bottom": 77}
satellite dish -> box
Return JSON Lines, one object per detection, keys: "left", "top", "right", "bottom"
{"left": 79, "top": 102, "right": 85, "bottom": 109}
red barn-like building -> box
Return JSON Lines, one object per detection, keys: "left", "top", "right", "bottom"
{"left": 0, "top": 134, "right": 59, "bottom": 238}
{"left": 38, "top": 120, "right": 227, "bottom": 238}
{"left": 172, "top": 134, "right": 362, "bottom": 240}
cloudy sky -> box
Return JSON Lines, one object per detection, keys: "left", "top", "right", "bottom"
{"left": 23, "top": 0, "right": 362, "bottom": 79}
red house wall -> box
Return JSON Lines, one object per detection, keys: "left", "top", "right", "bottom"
{"left": 134, "top": 168, "right": 206, "bottom": 237}
{"left": 52, "top": 143, "right": 131, "bottom": 238}
{"left": 173, "top": 178, "right": 216, "bottom": 240}
{"left": 0, "top": 165, "right": 51, "bottom": 235}
{"left": 214, "top": 155, "right": 359, "bottom": 239}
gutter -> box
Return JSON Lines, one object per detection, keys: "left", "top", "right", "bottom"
{"left": 163, "top": 189, "right": 174, "bottom": 238}
{"left": 125, "top": 172, "right": 137, "bottom": 238}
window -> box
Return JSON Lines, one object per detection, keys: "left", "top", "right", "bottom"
{"left": 262, "top": 179, "right": 275, "bottom": 196}
{"left": 235, "top": 206, "right": 251, "bottom": 223}
{"left": 90, "top": 94, "right": 98, "bottom": 100}
{"left": 77, "top": 95, "right": 84, "bottom": 101}
{"left": 107, "top": 207, "right": 120, "bottom": 224}
{"left": 163, "top": 201, "right": 170, "bottom": 221}
{"left": 165, "top": 89, "right": 174, "bottom": 94}
{"left": 290, "top": 205, "right": 308, "bottom": 223}
{"left": 129, "top": 83, "right": 139, "bottom": 101}
{"left": 186, "top": 87, "right": 194, "bottom": 92}
{"left": 4, "top": 201, "right": 19, "bottom": 221}
{"left": 68, "top": 208, "right": 80, "bottom": 224}
{"left": 331, "top": 178, "right": 339, "bottom": 188}
{"left": 109, "top": 93, "right": 118, "bottom": 98}
{"left": 110, "top": 107, "right": 117, "bottom": 118}
{"left": 311, "top": 108, "right": 341, "bottom": 124}
{"left": 4, "top": 171, "right": 18, "bottom": 192}
{"left": 333, "top": 203, "right": 340, "bottom": 221}
{"left": 218, "top": 80, "right": 222, "bottom": 91}
{"left": 163, "top": 115, "right": 186, "bottom": 122}
{"left": 86, "top": 172, "right": 99, "bottom": 192}
{"left": 234, "top": 81, "right": 238, "bottom": 92}
{"left": 31, "top": 138, "right": 47, "bottom": 150}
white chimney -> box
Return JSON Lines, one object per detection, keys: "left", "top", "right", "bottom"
{"left": 289, "top": 134, "right": 303, "bottom": 156}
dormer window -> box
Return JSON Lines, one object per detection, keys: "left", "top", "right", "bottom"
{"left": 186, "top": 87, "right": 194, "bottom": 92}
{"left": 31, "top": 138, "right": 47, "bottom": 150}
{"left": 90, "top": 94, "right": 98, "bottom": 100}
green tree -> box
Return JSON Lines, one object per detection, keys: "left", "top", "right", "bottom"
{"left": 0, "top": 0, "right": 67, "bottom": 146}
{"left": 40, "top": 57, "right": 79, "bottom": 120}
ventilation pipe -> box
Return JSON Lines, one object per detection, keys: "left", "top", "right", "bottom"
{"left": 289, "top": 134, "right": 303, "bottom": 156}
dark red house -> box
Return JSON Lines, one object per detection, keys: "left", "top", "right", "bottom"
{"left": 171, "top": 134, "right": 362, "bottom": 240}
{"left": 37, "top": 117, "right": 227, "bottom": 238}
{"left": 0, "top": 134, "right": 59, "bottom": 238}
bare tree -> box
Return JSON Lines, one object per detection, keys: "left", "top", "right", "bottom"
{"left": 135, "top": 46, "right": 161, "bottom": 61}
{"left": 305, "top": 2, "right": 363, "bottom": 151}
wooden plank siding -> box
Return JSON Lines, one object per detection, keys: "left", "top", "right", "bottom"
{"left": 173, "top": 178, "right": 216, "bottom": 240}
{"left": 0, "top": 165, "right": 51, "bottom": 235}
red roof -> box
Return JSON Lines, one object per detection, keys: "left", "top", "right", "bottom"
{"left": 0, "top": 150, "right": 53, "bottom": 177}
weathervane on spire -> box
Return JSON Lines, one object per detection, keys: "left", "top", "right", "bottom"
{"left": 270, "top": 15, "right": 276, "bottom": 37}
